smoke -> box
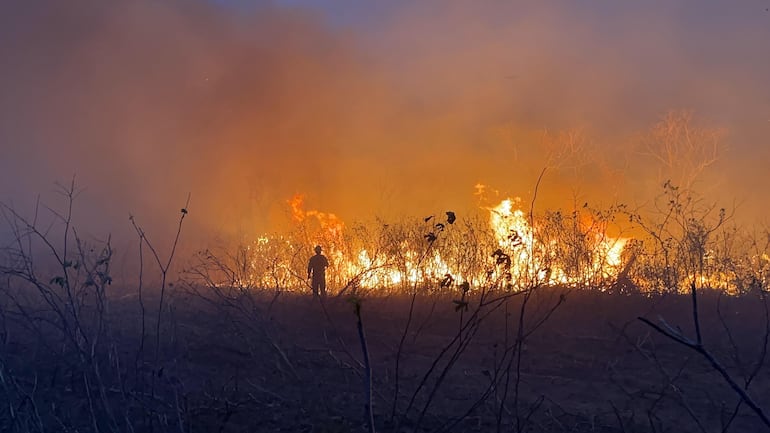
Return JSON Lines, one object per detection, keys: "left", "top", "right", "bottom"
{"left": 1, "top": 0, "right": 769, "bottom": 251}
{"left": 0, "top": 0, "right": 391, "bottom": 242}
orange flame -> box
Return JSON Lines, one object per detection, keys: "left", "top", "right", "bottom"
{"left": 239, "top": 193, "right": 631, "bottom": 292}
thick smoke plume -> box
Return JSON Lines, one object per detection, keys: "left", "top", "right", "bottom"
{"left": 1, "top": 0, "right": 769, "bottom": 249}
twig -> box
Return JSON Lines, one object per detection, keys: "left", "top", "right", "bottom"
{"left": 353, "top": 299, "right": 375, "bottom": 433}
{"left": 391, "top": 291, "right": 416, "bottom": 421}
{"left": 638, "top": 284, "right": 770, "bottom": 429}
{"left": 129, "top": 194, "right": 190, "bottom": 392}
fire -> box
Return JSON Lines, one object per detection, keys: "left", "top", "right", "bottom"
{"left": 288, "top": 194, "right": 345, "bottom": 242}
{"left": 196, "top": 190, "right": 769, "bottom": 296}
{"left": 227, "top": 193, "right": 632, "bottom": 292}
{"left": 485, "top": 198, "right": 628, "bottom": 287}
{"left": 489, "top": 198, "right": 532, "bottom": 249}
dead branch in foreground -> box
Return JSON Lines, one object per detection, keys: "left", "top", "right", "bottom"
{"left": 638, "top": 282, "right": 770, "bottom": 429}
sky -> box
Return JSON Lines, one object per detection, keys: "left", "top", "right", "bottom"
{"left": 1, "top": 0, "right": 769, "bottom": 249}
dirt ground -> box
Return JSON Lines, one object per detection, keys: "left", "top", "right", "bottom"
{"left": 2, "top": 287, "right": 769, "bottom": 432}
{"left": 157, "top": 289, "right": 770, "bottom": 432}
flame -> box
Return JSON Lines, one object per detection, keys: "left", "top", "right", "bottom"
{"left": 223, "top": 194, "right": 631, "bottom": 292}
{"left": 485, "top": 198, "right": 628, "bottom": 287}
{"left": 210, "top": 192, "right": 769, "bottom": 296}
{"left": 287, "top": 193, "right": 346, "bottom": 244}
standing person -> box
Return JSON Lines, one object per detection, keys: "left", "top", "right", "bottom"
{"left": 307, "top": 245, "right": 329, "bottom": 297}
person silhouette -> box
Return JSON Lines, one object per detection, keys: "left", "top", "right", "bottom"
{"left": 307, "top": 245, "right": 329, "bottom": 297}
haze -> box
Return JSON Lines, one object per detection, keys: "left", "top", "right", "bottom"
{"left": 1, "top": 0, "right": 769, "bottom": 247}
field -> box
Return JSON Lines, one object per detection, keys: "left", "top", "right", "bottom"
{"left": 1, "top": 284, "right": 767, "bottom": 433}
{"left": 4, "top": 1, "right": 770, "bottom": 431}
{"left": 1, "top": 183, "right": 768, "bottom": 432}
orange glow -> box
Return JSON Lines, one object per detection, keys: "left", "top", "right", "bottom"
{"left": 486, "top": 198, "right": 628, "bottom": 287}
{"left": 232, "top": 192, "right": 632, "bottom": 292}
{"left": 205, "top": 188, "right": 769, "bottom": 296}
{"left": 288, "top": 194, "right": 346, "bottom": 245}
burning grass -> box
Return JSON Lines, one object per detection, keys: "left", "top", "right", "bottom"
{"left": 189, "top": 185, "right": 769, "bottom": 298}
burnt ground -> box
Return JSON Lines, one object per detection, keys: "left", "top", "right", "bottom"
{"left": 1, "top": 287, "right": 769, "bottom": 432}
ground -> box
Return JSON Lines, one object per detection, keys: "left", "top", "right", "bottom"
{"left": 1, "top": 287, "right": 768, "bottom": 432}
